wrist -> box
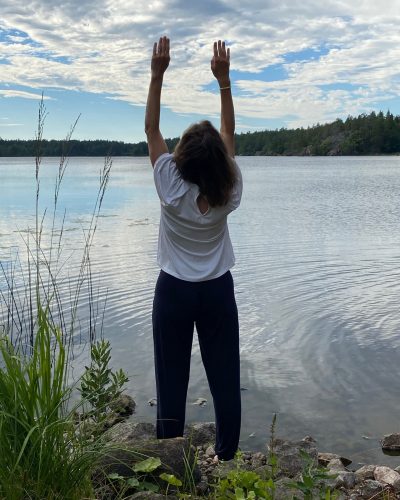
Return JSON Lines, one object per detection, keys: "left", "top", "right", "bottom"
{"left": 217, "top": 78, "right": 231, "bottom": 88}
{"left": 151, "top": 73, "right": 164, "bottom": 83}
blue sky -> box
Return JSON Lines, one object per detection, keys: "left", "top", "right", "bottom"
{"left": 1, "top": 0, "right": 400, "bottom": 142}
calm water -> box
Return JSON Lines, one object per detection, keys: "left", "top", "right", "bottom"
{"left": 1, "top": 155, "right": 400, "bottom": 467}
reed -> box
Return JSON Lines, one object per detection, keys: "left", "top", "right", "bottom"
{"left": 0, "top": 97, "right": 113, "bottom": 499}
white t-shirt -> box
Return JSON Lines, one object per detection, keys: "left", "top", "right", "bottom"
{"left": 153, "top": 152, "right": 243, "bottom": 282}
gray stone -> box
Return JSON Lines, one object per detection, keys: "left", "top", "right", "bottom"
{"left": 332, "top": 471, "right": 356, "bottom": 490}
{"left": 109, "top": 394, "right": 136, "bottom": 417}
{"left": 251, "top": 451, "right": 266, "bottom": 468}
{"left": 395, "top": 465, "right": 400, "bottom": 474}
{"left": 94, "top": 436, "right": 200, "bottom": 489}
{"left": 318, "top": 452, "right": 352, "bottom": 467}
{"left": 274, "top": 477, "right": 302, "bottom": 500}
{"left": 267, "top": 437, "right": 318, "bottom": 478}
{"left": 381, "top": 433, "right": 400, "bottom": 451}
{"left": 327, "top": 458, "right": 348, "bottom": 472}
{"left": 355, "top": 464, "right": 377, "bottom": 483}
{"left": 103, "top": 421, "right": 156, "bottom": 443}
{"left": 205, "top": 445, "right": 215, "bottom": 458}
{"left": 374, "top": 466, "right": 400, "bottom": 491}
{"left": 354, "top": 480, "right": 386, "bottom": 499}
{"left": 184, "top": 422, "right": 216, "bottom": 447}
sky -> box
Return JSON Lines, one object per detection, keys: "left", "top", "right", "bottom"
{"left": 1, "top": 0, "right": 400, "bottom": 142}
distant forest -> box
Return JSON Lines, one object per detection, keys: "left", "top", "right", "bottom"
{"left": 1, "top": 111, "right": 400, "bottom": 157}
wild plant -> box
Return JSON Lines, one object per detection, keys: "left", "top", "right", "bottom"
{"left": 78, "top": 338, "right": 129, "bottom": 431}
{"left": 0, "top": 97, "right": 113, "bottom": 498}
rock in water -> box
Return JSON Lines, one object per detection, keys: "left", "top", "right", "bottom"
{"left": 381, "top": 433, "right": 400, "bottom": 451}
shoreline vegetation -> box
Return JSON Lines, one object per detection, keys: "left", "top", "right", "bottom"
{"left": 1, "top": 110, "right": 400, "bottom": 158}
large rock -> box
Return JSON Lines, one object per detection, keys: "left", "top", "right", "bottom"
{"left": 184, "top": 422, "right": 216, "bottom": 447}
{"left": 104, "top": 421, "right": 156, "bottom": 443}
{"left": 381, "top": 433, "right": 400, "bottom": 451}
{"left": 332, "top": 471, "right": 356, "bottom": 490}
{"left": 267, "top": 437, "right": 318, "bottom": 478}
{"left": 327, "top": 458, "right": 348, "bottom": 472}
{"left": 109, "top": 394, "right": 136, "bottom": 417}
{"left": 274, "top": 477, "right": 303, "bottom": 500}
{"left": 374, "top": 466, "right": 400, "bottom": 491}
{"left": 355, "top": 464, "right": 377, "bottom": 483}
{"left": 318, "top": 452, "right": 352, "bottom": 467}
{"left": 353, "top": 480, "right": 386, "bottom": 499}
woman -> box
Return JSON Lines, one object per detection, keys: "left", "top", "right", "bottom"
{"left": 145, "top": 36, "right": 242, "bottom": 461}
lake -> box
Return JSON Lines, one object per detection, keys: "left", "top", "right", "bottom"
{"left": 1, "top": 155, "right": 400, "bottom": 466}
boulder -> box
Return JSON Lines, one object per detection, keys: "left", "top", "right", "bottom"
{"left": 355, "top": 464, "right": 377, "bottom": 483}
{"left": 104, "top": 421, "right": 156, "bottom": 443}
{"left": 318, "top": 452, "right": 352, "bottom": 467}
{"left": 267, "top": 437, "right": 318, "bottom": 478}
{"left": 327, "top": 458, "right": 348, "bottom": 472}
{"left": 332, "top": 471, "right": 356, "bottom": 490}
{"left": 94, "top": 436, "right": 200, "bottom": 491}
{"left": 381, "top": 433, "right": 400, "bottom": 451}
{"left": 374, "top": 466, "right": 400, "bottom": 491}
{"left": 109, "top": 394, "right": 136, "bottom": 417}
{"left": 274, "top": 477, "right": 303, "bottom": 500}
{"left": 184, "top": 422, "right": 216, "bottom": 447}
{"left": 353, "top": 480, "right": 386, "bottom": 499}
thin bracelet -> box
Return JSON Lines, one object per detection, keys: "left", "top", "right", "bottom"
{"left": 219, "top": 85, "right": 231, "bottom": 90}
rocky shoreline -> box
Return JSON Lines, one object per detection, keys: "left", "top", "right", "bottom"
{"left": 91, "top": 395, "right": 400, "bottom": 499}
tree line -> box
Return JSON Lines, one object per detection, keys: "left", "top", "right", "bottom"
{"left": 1, "top": 111, "right": 399, "bottom": 157}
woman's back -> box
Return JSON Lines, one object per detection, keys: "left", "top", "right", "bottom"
{"left": 154, "top": 152, "right": 242, "bottom": 281}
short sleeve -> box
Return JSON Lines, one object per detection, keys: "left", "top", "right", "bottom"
{"left": 228, "top": 160, "right": 243, "bottom": 211}
{"left": 153, "top": 153, "right": 189, "bottom": 207}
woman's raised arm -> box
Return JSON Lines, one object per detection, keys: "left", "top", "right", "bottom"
{"left": 145, "top": 36, "right": 170, "bottom": 167}
{"left": 211, "top": 40, "right": 235, "bottom": 157}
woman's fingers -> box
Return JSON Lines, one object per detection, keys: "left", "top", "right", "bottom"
{"left": 213, "top": 40, "right": 229, "bottom": 60}
{"left": 153, "top": 36, "right": 170, "bottom": 57}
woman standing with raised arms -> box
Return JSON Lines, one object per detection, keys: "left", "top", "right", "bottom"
{"left": 145, "top": 36, "right": 242, "bottom": 461}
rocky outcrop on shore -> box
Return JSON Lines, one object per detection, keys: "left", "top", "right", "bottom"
{"left": 91, "top": 395, "right": 400, "bottom": 498}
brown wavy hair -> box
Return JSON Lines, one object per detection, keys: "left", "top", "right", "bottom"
{"left": 173, "top": 120, "right": 236, "bottom": 207}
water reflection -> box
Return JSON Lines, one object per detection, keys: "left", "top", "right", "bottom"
{"left": 1, "top": 155, "right": 400, "bottom": 466}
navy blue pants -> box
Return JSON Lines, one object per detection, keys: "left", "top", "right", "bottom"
{"left": 152, "top": 270, "right": 241, "bottom": 460}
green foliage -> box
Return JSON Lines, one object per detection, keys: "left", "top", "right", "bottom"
{"left": 288, "top": 450, "right": 338, "bottom": 500}
{"left": 78, "top": 339, "right": 129, "bottom": 427}
{"left": 0, "top": 305, "right": 96, "bottom": 499}
{"left": 2, "top": 109, "right": 399, "bottom": 157}
{"left": 214, "top": 469, "right": 274, "bottom": 499}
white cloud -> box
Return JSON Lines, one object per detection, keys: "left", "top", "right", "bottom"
{"left": 1, "top": 0, "right": 400, "bottom": 128}
{"left": 0, "top": 89, "right": 54, "bottom": 100}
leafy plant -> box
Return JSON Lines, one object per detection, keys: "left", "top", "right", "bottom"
{"left": 0, "top": 305, "right": 97, "bottom": 499}
{"left": 78, "top": 338, "right": 129, "bottom": 427}
{"left": 288, "top": 450, "right": 337, "bottom": 499}
{"left": 107, "top": 457, "right": 162, "bottom": 497}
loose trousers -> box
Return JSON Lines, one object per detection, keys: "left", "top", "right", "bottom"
{"left": 152, "top": 270, "right": 241, "bottom": 460}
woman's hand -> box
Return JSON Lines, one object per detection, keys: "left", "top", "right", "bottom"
{"left": 211, "top": 40, "right": 230, "bottom": 86}
{"left": 151, "top": 36, "right": 170, "bottom": 79}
